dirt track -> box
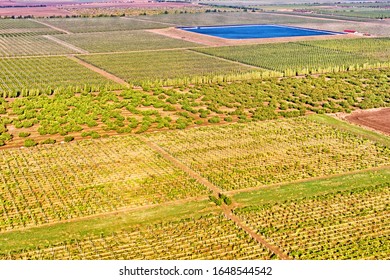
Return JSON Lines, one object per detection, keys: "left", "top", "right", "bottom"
{"left": 346, "top": 108, "right": 390, "bottom": 135}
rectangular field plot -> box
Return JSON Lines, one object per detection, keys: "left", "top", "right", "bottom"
{"left": 54, "top": 30, "right": 200, "bottom": 53}
{"left": 146, "top": 117, "right": 390, "bottom": 191}
{"left": 139, "top": 12, "right": 327, "bottom": 27}
{"left": 0, "top": 36, "right": 78, "bottom": 57}
{"left": 197, "top": 42, "right": 380, "bottom": 75}
{"left": 38, "top": 17, "right": 168, "bottom": 33}
{"left": 0, "top": 19, "right": 63, "bottom": 36}
{"left": 1, "top": 214, "right": 275, "bottom": 260}
{"left": 304, "top": 38, "right": 390, "bottom": 61}
{"left": 0, "top": 136, "right": 209, "bottom": 231}
{"left": 78, "top": 50, "right": 256, "bottom": 85}
{"left": 234, "top": 183, "right": 390, "bottom": 259}
{"left": 0, "top": 56, "right": 118, "bottom": 97}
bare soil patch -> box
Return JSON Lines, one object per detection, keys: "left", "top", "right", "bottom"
{"left": 345, "top": 108, "right": 390, "bottom": 135}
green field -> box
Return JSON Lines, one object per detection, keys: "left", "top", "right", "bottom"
{"left": 54, "top": 30, "right": 200, "bottom": 53}
{"left": 78, "top": 50, "right": 257, "bottom": 85}
{"left": 197, "top": 41, "right": 385, "bottom": 75}
{"left": 0, "top": 19, "right": 63, "bottom": 36}
{"left": 0, "top": 56, "right": 118, "bottom": 97}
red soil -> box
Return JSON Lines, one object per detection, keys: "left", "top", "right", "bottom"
{"left": 346, "top": 108, "right": 390, "bottom": 135}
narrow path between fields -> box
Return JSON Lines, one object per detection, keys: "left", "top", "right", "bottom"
{"left": 67, "top": 55, "right": 130, "bottom": 87}
{"left": 29, "top": 19, "right": 73, "bottom": 34}
{"left": 43, "top": 35, "right": 89, "bottom": 54}
{"left": 140, "top": 135, "right": 291, "bottom": 260}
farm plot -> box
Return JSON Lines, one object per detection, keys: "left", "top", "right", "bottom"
{"left": 0, "top": 136, "right": 209, "bottom": 231}
{"left": 138, "top": 11, "right": 328, "bottom": 26}
{"left": 37, "top": 17, "right": 168, "bottom": 33}
{"left": 196, "top": 42, "right": 383, "bottom": 76}
{"left": 78, "top": 50, "right": 257, "bottom": 85}
{"left": 146, "top": 117, "right": 390, "bottom": 191}
{"left": 234, "top": 183, "right": 390, "bottom": 259}
{"left": 303, "top": 38, "right": 390, "bottom": 61}
{"left": 54, "top": 30, "right": 200, "bottom": 53}
{"left": 0, "top": 19, "right": 63, "bottom": 37}
{"left": 0, "top": 56, "right": 119, "bottom": 97}
{"left": 0, "top": 35, "right": 79, "bottom": 57}
{"left": 1, "top": 214, "right": 275, "bottom": 260}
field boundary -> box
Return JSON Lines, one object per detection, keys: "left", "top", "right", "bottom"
{"left": 29, "top": 19, "right": 73, "bottom": 34}
{"left": 67, "top": 55, "right": 130, "bottom": 87}
{"left": 43, "top": 35, "right": 89, "bottom": 54}
{"left": 139, "top": 135, "right": 291, "bottom": 260}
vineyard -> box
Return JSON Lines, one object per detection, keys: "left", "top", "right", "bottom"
{"left": 37, "top": 17, "right": 168, "bottom": 33}
{"left": 0, "top": 13, "right": 389, "bottom": 261}
{"left": 0, "top": 214, "right": 275, "bottom": 260}
{"left": 54, "top": 30, "right": 200, "bottom": 53}
{"left": 0, "top": 56, "right": 119, "bottom": 97}
{"left": 78, "top": 50, "right": 256, "bottom": 85}
{"left": 197, "top": 42, "right": 387, "bottom": 76}
{"left": 147, "top": 116, "right": 390, "bottom": 190}
{"left": 0, "top": 136, "right": 209, "bottom": 231}
{"left": 234, "top": 183, "right": 390, "bottom": 259}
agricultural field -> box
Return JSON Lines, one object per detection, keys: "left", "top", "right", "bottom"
{"left": 1, "top": 214, "right": 274, "bottom": 260}
{"left": 0, "top": 19, "right": 63, "bottom": 36}
{"left": 37, "top": 17, "right": 169, "bottom": 33}
{"left": 197, "top": 41, "right": 386, "bottom": 75}
{"left": 0, "top": 35, "right": 78, "bottom": 57}
{"left": 0, "top": 135, "right": 209, "bottom": 231}
{"left": 78, "top": 50, "right": 257, "bottom": 85}
{"left": 146, "top": 116, "right": 390, "bottom": 191}
{"left": 0, "top": 10, "right": 389, "bottom": 262}
{"left": 234, "top": 183, "right": 390, "bottom": 259}
{"left": 0, "top": 56, "right": 118, "bottom": 97}
{"left": 54, "top": 30, "right": 200, "bottom": 53}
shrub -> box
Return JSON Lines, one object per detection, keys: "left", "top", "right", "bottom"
{"left": 24, "top": 139, "right": 37, "bottom": 147}
{"left": 18, "top": 132, "right": 31, "bottom": 138}
{"left": 64, "top": 136, "right": 74, "bottom": 142}
{"left": 41, "top": 138, "right": 56, "bottom": 145}
{"left": 208, "top": 116, "right": 220, "bottom": 123}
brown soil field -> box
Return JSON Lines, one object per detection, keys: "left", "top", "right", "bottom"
{"left": 345, "top": 108, "right": 390, "bottom": 135}
{"left": 0, "top": 6, "right": 73, "bottom": 17}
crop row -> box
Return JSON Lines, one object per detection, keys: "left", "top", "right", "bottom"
{"left": 197, "top": 40, "right": 389, "bottom": 76}
{"left": 0, "top": 136, "right": 209, "bottom": 231}
{"left": 0, "top": 19, "right": 63, "bottom": 37}
{"left": 54, "top": 30, "right": 199, "bottom": 53}
{"left": 0, "top": 36, "right": 77, "bottom": 57}
{"left": 0, "top": 56, "right": 119, "bottom": 97}
{"left": 0, "top": 214, "right": 275, "bottom": 260}
{"left": 146, "top": 117, "right": 390, "bottom": 190}
{"left": 234, "top": 183, "right": 390, "bottom": 259}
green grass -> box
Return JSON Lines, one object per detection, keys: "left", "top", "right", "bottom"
{"left": 54, "top": 30, "right": 200, "bottom": 53}
{"left": 0, "top": 200, "right": 216, "bottom": 254}
{"left": 197, "top": 42, "right": 382, "bottom": 75}
{"left": 233, "top": 167, "right": 390, "bottom": 207}
{"left": 78, "top": 50, "right": 255, "bottom": 85}
{"left": 38, "top": 17, "right": 168, "bottom": 33}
